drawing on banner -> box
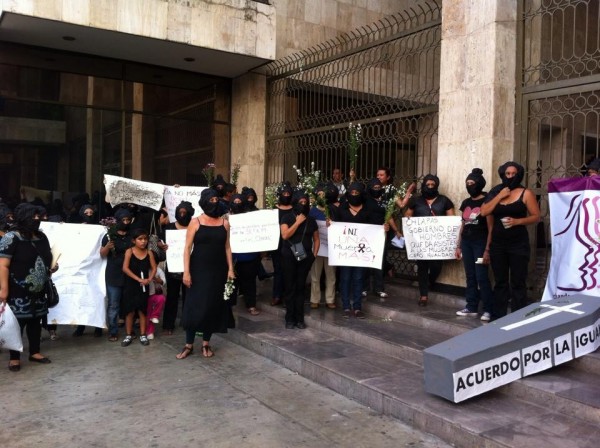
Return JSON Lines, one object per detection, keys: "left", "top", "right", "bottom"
{"left": 402, "top": 216, "right": 461, "bottom": 260}
{"left": 316, "top": 220, "right": 328, "bottom": 257}
{"left": 229, "top": 209, "right": 279, "bottom": 253}
{"left": 163, "top": 186, "right": 207, "bottom": 222}
{"left": 166, "top": 229, "right": 187, "bottom": 273}
{"left": 327, "top": 222, "right": 385, "bottom": 268}
{"left": 104, "top": 174, "right": 164, "bottom": 210}
{"left": 543, "top": 176, "right": 600, "bottom": 301}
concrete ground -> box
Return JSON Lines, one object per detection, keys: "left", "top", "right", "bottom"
{"left": 1, "top": 326, "right": 450, "bottom": 448}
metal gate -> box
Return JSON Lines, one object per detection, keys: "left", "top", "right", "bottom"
{"left": 265, "top": 0, "right": 441, "bottom": 278}
{"left": 517, "top": 0, "right": 600, "bottom": 294}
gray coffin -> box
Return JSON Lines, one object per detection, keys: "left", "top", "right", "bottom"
{"left": 423, "top": 297, "right": 600, "bottom": 403}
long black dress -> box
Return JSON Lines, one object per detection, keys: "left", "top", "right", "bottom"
{"left": 181, "top": 221, "right": 235, "bottom": 334}
{"left": 122, "top": 252, "right": 150, "bottom": 314}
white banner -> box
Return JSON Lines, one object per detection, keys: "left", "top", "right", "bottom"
{"left": 41, "top": 222, "right": 107, "bottom": 328}
{"left": 229, "top": 209, "right": 280, "bottom": 253}
{"left": 317, "top": 220, "right": 328, "bottom": 257}
{"left": 166, "top": 229, "right": 187, "bottom": 273}
{"left": 402, "top": 216, "right": 461, "bottom": 260}
{"left": 104, "top": 174, "right": 165, "bottom": 210}
{"left": 163, "top": 185, "right": 207, "bottom": 222}
{"left": 327, "top": 222, "right": 385, "bottom": 268}
{"left": 542, "top": 176, "right": 600, "bottom": 301}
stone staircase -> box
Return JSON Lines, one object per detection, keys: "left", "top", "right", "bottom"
{"left": 223, "top": 279, "right": 600, "bottom": 448}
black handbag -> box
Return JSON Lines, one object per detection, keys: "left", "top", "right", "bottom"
{"left": 148, "top": 217, "right": 167, "bottom": 262}
{"left": 288, "top": 220, "right": 308, "bottom": 261}
{"left": 45, "top": 279, "right": 59, "bottom": 308}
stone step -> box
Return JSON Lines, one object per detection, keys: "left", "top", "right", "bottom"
{"left": 224, "top": 309, "right": 600, "bottom": 448}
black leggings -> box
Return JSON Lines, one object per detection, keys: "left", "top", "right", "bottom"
{"left": 416, "top": 260, "right": 442, "bottom": 296}
{"left": 9, "top": 316, "right": 42, "bottom": 361}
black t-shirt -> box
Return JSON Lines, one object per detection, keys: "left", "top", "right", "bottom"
{"left": 101, "top": 231, "right": 132, "bottom": 287}
{"left": 459, "top": 196, "right": 488, "bottom": 241}
{"left": 332, "top": 202, "right": 382, "bottom": 225}
{"left": 407, "top": 195, "right": 454, "bottom": 217}
{"left": 280, "top": 213, "right": 318, "bottom": 258}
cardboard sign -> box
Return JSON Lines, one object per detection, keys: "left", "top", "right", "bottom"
{"left": 163, "top": 185, "right": 207, "bottom": 222}
{"left": 327, "top": 222, "right": 385, "bottom": 268}
{"left": 402, "top": 216, "right": 461, "bottom": 260}
{"left": 229, "top": 209, "right": 280, "bottom": 253}
{"left": 104, "top": 174, "right": 164, "bottom": 210}
{"left": 166, "top": 229, "right": 187, "bottom": 273}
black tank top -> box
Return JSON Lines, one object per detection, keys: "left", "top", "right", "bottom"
{"left": 492, "top": 189, "right": 529, "bottom": 243}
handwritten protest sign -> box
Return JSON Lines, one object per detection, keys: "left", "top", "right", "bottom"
{"left": 163, "top": 185, "right": 207, "bottom": 222}
{"left": 166, "top": 229, "right": 187, "bottom": 273}
{"left": 229, "top": 209, "right": 280, "bottom": 253}
{"left": 21, "top": 185, "right": 52, "bottom": 204}
{"left": 41, "top": 222, "right": 107, "bottom": 328}
{"left": 104, "top": 174, "right": 165, "bottom": 210}
{"left": 317, "top": 220, "right": 328, "bottom": 257}
{"left": 402, "top": 216, "right": 461, "bottom": 260}
{"left": 327, "top": 222, "right": 385, "bottom": 268}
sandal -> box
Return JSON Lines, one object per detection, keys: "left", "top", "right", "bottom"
{"left": 176, "top": 345, "right": 194, "bottom": 359}
{"left": 418, "top": 296, "right": 428, "bottom": 307}
{"left": 202, "top": 345, "right": 214, "bottom": 358}
{"left": 248, "top": 307, "right": 260, "bottom": 316}
{"left": 8, "top": 362, "right": 21, "bottom": 372}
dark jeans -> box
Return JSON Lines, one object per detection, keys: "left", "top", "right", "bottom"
{"left": 185, "top": 330, "right": 212, "bottom": 345}
{"left": 9, "top": 316, "right": 42, "bottom": 361}
{"left": 363, "top": 268, "right": 384, "bottom": 293}
{"left": 235, "top": 258, "right": 260, "bottom": 309}
{"left": 340, "top": 266, "right": 364, "bottom": 311}
{"left": 281, "top": 253, "right": 313, "bottom": 324}
{"left": 271, "top": 250, "right": 284, "bottom": 300}
{"left": 490, "top": 239, "right": 530, "bottom": 319}
{"left": 416, "top": 260, "right": 442, "bottom": 296}
{"left": 461, "top": 238, "right": 493, "bottom": 313}
{"left": 163, "top": 275, "right": 187, "bottom": 330}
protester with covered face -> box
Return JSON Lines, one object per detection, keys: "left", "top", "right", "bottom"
{"left": 280, "top": 190, "right": 319, "bottom": 329}
{"left": 241, "top": 187, "right": 259, "bottom": 212}
{"left": 270, "top": 182, "right": 294, "bottom": 306}
{"left": 404, "top": 174, "right": 455, "bottom": 307}
{"left": 586, "top": 158, "right": 600, "bottom": 176}
{"left": 0, "top": 203, "right": 13, "bottom": 237}
{"left": 177, "top": 188, "right": 235, "bottom": 359}
{"left": 99, "top": 206, "right": 133, "bottom": 341}
{"left": 481, "top": 161, "right": 540, "bottom": 319}
{"left": 455, "top": 168, "right": 494, "bottom": 322}
{"left": 162, "top": 200, "right": 194, "bottom": 335}
{"left": 0, "top": 203, "right": 57, "bottom": 371}
{"left": 363, "top": 178, "right": 387, "bottom": 299}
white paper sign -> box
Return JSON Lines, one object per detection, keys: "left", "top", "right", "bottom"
{"left": 327, "top": 222, "right": 386, "bottom": 268}
{"left": 166, "top": 229, "right": 187, "bottom": 273}
{"left": 163, "top": 185, "right": 207, "bottom": 222}
{"left": 104, "top": 174, "right": 165, "bottom": 210}
{"left": 229, "top": 209, "right": 280, "bottom": 253}
{"left": 41, "top": 222, "right": 107, "bottom": 328}
{"left": 317, "top": 220, "right": 328, "bottom": 257}
{"left": 402, "top": 216, "right": 461, "bottom": 260}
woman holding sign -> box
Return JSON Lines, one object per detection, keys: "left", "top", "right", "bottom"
{"left": 480, "top": 162, "right": 540, "bottom": 320}
{"left": 404, "top": 174, "right": 455, "bottom": 307}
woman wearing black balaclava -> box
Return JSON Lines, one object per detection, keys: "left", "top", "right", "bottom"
{"left": 177, "top": 189, "right": 235, "bottom": 359}
{"left": 404, "top": 174, "right": 455, "bottom": 306}
{"left": 270, "top": 182, "right": 294, "bottom": 306}
{"left": 162, "top": 201, "right": 195, "bottom": 335}
{"left": 0, "top": 203, "right": 57, "bottom": 371}
{"left": 280, "top": 190, "right": 319, "bottom": 329}
{"left": 79, "top": 204, "right": 98, "bottom": 225}
{"left": 455, "top": 169, "right": 493, "bottom": 321}
{"left": 481, "top": 161, "right": 540, "bottom": 319}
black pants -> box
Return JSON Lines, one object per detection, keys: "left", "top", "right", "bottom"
{"left": 235, "top": 258, "right": 260, "bottom": 309}
{"left": 281, "top": 253, "right": 313, "bottom": 325}
{"left": 416, "top": 260, "right": 442, "bottom": 296}
{"left": 9, "top": 316, "right": 42, "bottom": 361}
{"left": 163, "top": 275, "right": 187, "bottom": 330}
{"left": 490, "top": 239, "right": 530, "bottom": 319}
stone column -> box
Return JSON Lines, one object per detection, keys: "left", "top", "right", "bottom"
{"left": 436, "top": 0, "right": 518, "bottom": 287}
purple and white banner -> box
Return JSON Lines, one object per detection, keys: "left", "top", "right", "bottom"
{"left": 542, "top": 176, "right": 600, "bottom": 301}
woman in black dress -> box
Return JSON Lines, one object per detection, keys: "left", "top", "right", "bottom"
{"left": 177, "top": 189, "right": 235, "bottom": 359}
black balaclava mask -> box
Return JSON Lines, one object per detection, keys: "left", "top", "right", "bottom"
{"left": 277, "top": 182, "right": 293, "bottom": 206}
{"left": 0, "top": 205, "right": 13, "bottom": 231}
{"left": 175, "top": 201, "right": 195, "bottom": 226}
{"left": 324, "top": 183, "right": 339, "bottom": 205}
{"left": 368, "top": 178, "right": 383, "bottom": 199}
{"left": 212, "top": 175, "right": 226, "bottom": 198}
{"left": 421, "top": 174, "right": 440, "bottom": 200}
{"left": 498, "top": 162, "right": 525, "bottom": 190}
{"left": 200, "top": 188, "right": 221, "bottom": 218}
{"left": 587, "top": 158, "right": 600, "bottom": 175}
{"left": 292, "top": 190, "right": 310, "bottom": 216}
{"left": 114, "top": 208, "right": 133, "bottom": 231}
{"left": 14, "top": 203, "right": 44, "bottom": 236}
{"left": 346, "top": 182, "right": 365, "bottom": 207}
{"left": 79, "top": 204, "right": 96, "bottom": 224}
{"left": 230, "top": 194, "right": 245, "bottom": 214}
{"left": 242, "top": 187, "right": 258, "bottom": 211}
{"left": 465, "top": 168, "right": 486, "bottom": 198}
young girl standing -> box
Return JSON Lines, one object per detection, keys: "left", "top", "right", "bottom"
{"left": 122, "top": 228, "right": 157, "bottom": 346}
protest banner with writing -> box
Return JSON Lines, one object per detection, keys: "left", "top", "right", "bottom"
{"left": 104, "top": 174, "right": 165, "bottom": 210}
{"left": 327, "top": 222, "right": 385, "bottom": 268}
{"left": 402, "top": 216, "right": 461, "bottom": 260}
{"left": 229, "top": 209, "right": 280, "bottom": 253}
{"left": 317, "top": 220, "right": 328, "bottom": 257}
{"left": 163, "top": 185, "right": 207, "bottom": 222}
{"left": 41, "top": 222, "right": 107, "bottom": 328}
{"left": 20, "top": 185, "right": 52, "bottom": 204}
{"left": 543, "top": 176, "right": 600, "bottom": 301}
{"left": 166, "top": 229, "right": 187, "bottom": 273}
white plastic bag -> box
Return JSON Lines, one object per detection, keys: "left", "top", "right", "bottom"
{"left": 0, "top": 303, "right": 23, "bottom": 352}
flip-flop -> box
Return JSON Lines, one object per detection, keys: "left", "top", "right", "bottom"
{"left": 248, "top": 307, "right": 260, "bottom": 316}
